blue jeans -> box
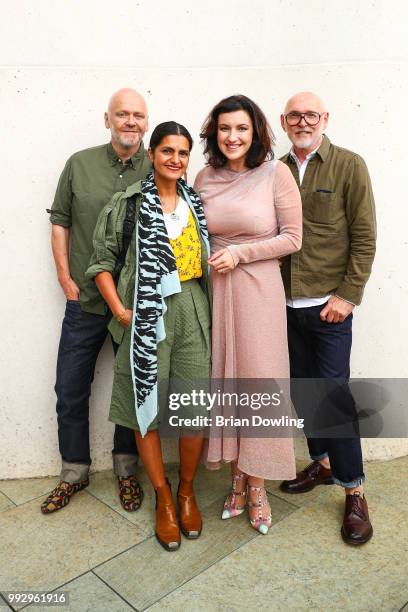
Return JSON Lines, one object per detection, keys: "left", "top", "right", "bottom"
{"left": 55, "top": 300, "right": 138, "bottom": 482}
{"left": 287, "top": 304, "right": 365, "bottom": 488}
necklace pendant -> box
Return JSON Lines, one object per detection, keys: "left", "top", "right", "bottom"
{"left": 170, "top": 212, "right": 180, "bottom": 221}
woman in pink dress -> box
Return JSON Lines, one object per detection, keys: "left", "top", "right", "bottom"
{"left": 195, "top": 95, "right": 302, "bottom": 534}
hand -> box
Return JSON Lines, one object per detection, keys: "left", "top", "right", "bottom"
{"left": 208, "top": 248, "right": 236, "bottom": 273}
{"left": 320, "top": 295, "right": 354, "bottom": 323}
{"left": 117, "top": 308, "right": 133, "bottom": 328}
{"left": 60, "top": 276, "right": 80, "bottom": 301}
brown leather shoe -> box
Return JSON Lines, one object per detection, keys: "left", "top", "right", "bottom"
{"left": 341, "top": 493, "right": 373, "bottom": 545}
{"left": 155, "top": 480, "right": 181, "bottom": 552}
{"left": 177, "top": 483, "right": 202, "bottom": 539}
{"left": 280, "top": 460, "right": 334, "bottom": 494}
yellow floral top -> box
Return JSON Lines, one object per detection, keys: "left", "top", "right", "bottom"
{"left": 169, "top": 209, "right": 202, "bottom": 281}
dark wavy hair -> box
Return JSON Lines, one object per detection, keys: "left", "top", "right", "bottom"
{"left": 149, "top": 121, "right": 193, "bottom": 151}
{"left": 200, "top": 94, "right": 275, "bottom": 169}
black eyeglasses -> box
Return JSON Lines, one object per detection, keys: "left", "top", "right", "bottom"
{"left": 285, "top": 112, "right": 323, "bottom": 127}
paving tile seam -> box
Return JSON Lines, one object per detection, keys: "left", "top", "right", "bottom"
{"left": 0, "top": 592, "right": 13, "bottom": 611}
{"left": 91, "top": 491, "right": 300, "bottom": 610}
{"left": 90, "top": 570, "right": 139, "bottom": 611}
{"left": 141, "top": 496, "right": 322, "bottom": 611}
{"left": 398, "top": 601, "right": 408, "bottom": 612}
{"left": 266, "top": 486, "right": 327, "bottom": 509}
{"left": 1, "top": 491, "right": 51, "bottom": 509}
{"left": 141, "top": 530, "right": 263, "bottom": 610}
{"left": 92, "top": 537, "right": 156, "bottom": 573}
{"left": 95, "top": 495, "right": 263, "bottom": 612}
{"left": 0, "top": 486, "right": 149, "bottom": 538}
{"left": 267, "top": 492, "right": 300, "bottom": 512}
{"left": 83, "top": 488, "right": 152, "bottom": 536}
{"left": 14, "top": 567, "right": 141, "bottom": 611}
{"left": 0, "top": 490, "right": 17, "bottom": 508}
{"left": 15, "top": 569, "right": 93, "bottom": 611}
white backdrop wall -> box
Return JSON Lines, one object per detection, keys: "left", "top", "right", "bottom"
{"left": 1, "top": 1, "right": 407, "bottom": 478}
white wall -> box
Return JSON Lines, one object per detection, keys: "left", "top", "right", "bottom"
{"left": 1, "top": 1, "right": 407, "bottom": 478}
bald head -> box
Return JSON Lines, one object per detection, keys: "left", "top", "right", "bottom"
{"left": 104, "top": 88, "right": 148, "bottom": 157}
{"left": 284, "top": 91, "right": 326, "bottom": 115}
{"left": 107, "top": 88, "right": 147, "bottom": 116}
{"left": 281, "top": 91, "right": 329, "bottom": 158}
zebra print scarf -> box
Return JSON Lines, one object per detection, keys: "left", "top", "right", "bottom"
{"left": 130, "top": 172, "right": 209, "bottom": 436}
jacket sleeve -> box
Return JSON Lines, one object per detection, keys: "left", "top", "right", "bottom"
{"left": 335, "top": 155, "right": 377, "bottom": 305}
{"left": 85, "top": 192, "right": 124, "bottom": 279}
{"left": 227, "top": 162, "right": 303, "bottom": 265}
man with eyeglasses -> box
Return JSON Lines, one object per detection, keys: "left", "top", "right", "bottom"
{"left": 279, "top": 91, "right": 376, "bottom": 545}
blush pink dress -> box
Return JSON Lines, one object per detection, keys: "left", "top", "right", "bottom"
{"left": 195, "top": 160, "right": 302, "bottom": 479}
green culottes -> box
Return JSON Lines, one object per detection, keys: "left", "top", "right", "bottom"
{"left": 109, "top": 279, "right": 211, "bottom": 432}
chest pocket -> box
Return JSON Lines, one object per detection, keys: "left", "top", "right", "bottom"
{"left": 304, "top": 191, "right": 340, "bottom": 225}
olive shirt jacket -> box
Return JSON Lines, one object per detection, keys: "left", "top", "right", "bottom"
{"left": 86, "top": 180, "right": 212, "bottom": 346}
{"left": 280, "top": 135, "right": 376, "bottom": 305}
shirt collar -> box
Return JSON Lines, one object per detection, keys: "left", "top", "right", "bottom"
{"left": 107, "top": 141, "right": 146, "bottom": 168}
{"left": 284, "top": 134, "right": 331, "bottom": 164}
{"left": 289, "top": 145, "right": 319, "bottom": 166}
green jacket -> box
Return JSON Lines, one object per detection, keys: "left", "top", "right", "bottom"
{"left": 280, "top": 136, "right": 376, "bottom": 305}
{"left": 86, "top": 180, "right": 211, "bottom": 344}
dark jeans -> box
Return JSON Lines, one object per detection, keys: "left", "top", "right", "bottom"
{"left": 55, "top": 300, "right": 138, "bottom": 471}
{"left": 287, "top": 304, "right": 364, "bottom": 488}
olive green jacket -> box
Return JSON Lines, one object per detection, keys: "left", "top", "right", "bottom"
{"left": 86, "top": 180, "right": 211, "bottom": 344}
{"left": 280, "top": 136, "right": 376, "bottom": 305}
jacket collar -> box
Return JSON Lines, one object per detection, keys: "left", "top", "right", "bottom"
{"left": 282, "top": 134, "right": 331, "bottom": 164}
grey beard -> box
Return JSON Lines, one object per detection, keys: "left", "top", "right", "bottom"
{"left": 116, "top": 136, "right": 140, "bottom": 149}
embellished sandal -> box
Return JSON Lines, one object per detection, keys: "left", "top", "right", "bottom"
{"left": 247, "top": 485, "right": 272, "bottom": 535}
{"left": 40, "top": 479, "right": 89, "bottom": 514}
{"left": 222, "top": 471, "right": 247, "bottom": 520}
{"left": 118, "top": 475, "right": 144, "bottom": 512}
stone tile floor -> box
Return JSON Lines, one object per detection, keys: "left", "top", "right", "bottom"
{"left": 0, "top": 457, "right": 407, "bottom": 612}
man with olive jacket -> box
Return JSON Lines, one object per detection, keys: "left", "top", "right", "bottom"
{"left": 279, "top": 91, "right": 376, "bottom": 545}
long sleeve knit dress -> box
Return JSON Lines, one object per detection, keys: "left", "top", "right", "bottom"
{"left": 195, "top": 159, "right": 302, "bottom": 479}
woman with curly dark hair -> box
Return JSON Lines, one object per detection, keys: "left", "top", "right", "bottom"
{"left": 195, "top": 94, "right": 302, "bottom": 535}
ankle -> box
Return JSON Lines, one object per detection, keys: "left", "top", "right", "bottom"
{"left": 319, "top": 458, "right": 331, "bottom": 470}
{"left": 345, "top": 486, "right": 364, "bottom": 496}
{"left": 231, "top": 470, "right": 247, "bottom": 492}
{"left": 247, "top": 484, "right": 271, "bottom": 530}
{"left": 247, "top": 482, "right": 266, "bottom": 504}
{"left": 247, "top": 475, "right": 263, "bottom": 487}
